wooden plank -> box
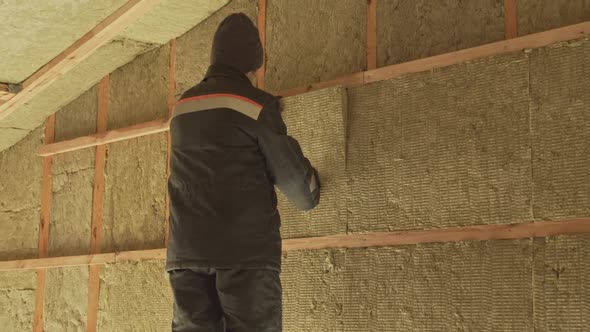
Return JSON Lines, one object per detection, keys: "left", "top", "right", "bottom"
{"left": 89, "top": 76, "right": 109, "bottom": 254}
{"left": 86, "top": 264, "right": 102, "bottom": 332}
{"left": 86, "top": 75, "right": 109, "bottom": 332}
{"left": 165, "top": 39, "right": 176, "bottom": 246}
{"left": 0, "top": 0, "right": 161, "bottom": 122}
{"left": 37, "top": 119, "right": 169, "bottom": 156}
{"left": 38, "top": 116, "right": 55, "bottom": 258}
{"left": 3, "top": 218, "right": 589, "bottom": 272}
{"left": 34, "top": 22, "right": 590, "bottom": 155}
{"left": 365, "top": 21, "right": 590, "bottom": 83}
{"left": 283, "top": 218, "right": 590, "bottom": 251}
{"left": 256, "top": 0, "right": 267, "bottom": 89}
{"left": 0, "top": 253, "right": 115, "bottom": 271}
{"left": 32, "top": 114, "right": 55, "bottom": 332}
{"left": 275, "top": 72, "right": 365, "bottom": 97}
{"left": 504, "top": 0, "right": 518, "bottom": 39}
{"left": 367, "top": 0, "right": 377, "bottom": 70}
{"left": 32, "top": 269, "right": 47, "bottom": 331}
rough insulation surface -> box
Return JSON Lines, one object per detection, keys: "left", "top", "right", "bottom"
{"left": 102, "top": 134, "right": 167, "bottom": 252}
{"left": 108, "top": 44, "right": 170, "bottom": 129}
{"left": 530, "top": 39, "right": 590, "bottom": 220}
{"left": 49, "top": 86, "right": 99, "bottom": 257}
{"left": 0, "top": 39, "right": 153, "bottom": 152}
{"left": 50, "top": 149, "right": 95, "bottom": 257}
{"left": 266, "top": 0, "right": 367, "bottom": 92}
{"left": 377, "top": 0, "right": 505, "bottom": 67}
{"left": 108, "top": 45, "right": 170, "bottom": 130}
{"left": 175, "top": 0, "right": 257, "bottom": 96}
{"left": 533, "top": 235, "right": 590, "bottom": 331}
{"left": 343, "top": 240, "right": 533, "bottom": 331}
{"left": 278, "top": 88, "right": 347, "bottom": 238}
{"left": 0, "top": 270, "right": 36, "bottom": 332}
{"left": 55, "top": 85, "right": 99, "bottom": 141}
{"left": 347, "top": 53, "right": 532, "bottom": 232}
{"left": 0, "top": 0, "right": 127, "bottom": 83}
{"left": 281, "top": 240, "right": 533, "bottom": 332}
{"left": 44, "top": 267, "right": 88, "bottom": 332}
{"left": 118, "top": 0, "right": 228, "bottom": 44}
{"left": 282, "top": 250, "right": 346, "bottom": 331}
{"left": 0, "top": 127, "right": 43, "bottom": 260}
{"left": 98, "top": 261, "right": 172, "bottom": 331}
{"left": 518, "top": 0, "right": 590, "bottom": 36}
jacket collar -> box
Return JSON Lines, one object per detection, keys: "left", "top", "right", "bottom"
{"left": 204, "top": 64, "right": 252, "bottom": 85}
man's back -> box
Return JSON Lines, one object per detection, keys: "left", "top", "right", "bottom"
{"left": 167, "top": 64, "right": 284, "bottom": 272}
{"left": 166, "top": 13, "right": 319, "bottom": 332}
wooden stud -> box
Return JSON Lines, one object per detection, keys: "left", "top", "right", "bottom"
{"left": 0, "top": 0, "right": 161, "bottom": 122}
{"left": 4, "top": 218, "right": 589, "bottom": 272}
{"left": 35, "top": 22, "right": 590, "bottom": 156}
{"left": 32, "top": 114, "right": 55, "bottom": 331}
{"left": 504, "top": 0, "right": 518, "bottom": 39}
{"left": 86, "top": 75, "right": 109, "bottom": 332}
{"left": 367, "top": 0, "right": 377, "bottom": 70}
{"left": 165, "top": 39, "right": 176, "bottom": 246}
{"left": 256, "top": 0, "right": 267, "bottom": 89}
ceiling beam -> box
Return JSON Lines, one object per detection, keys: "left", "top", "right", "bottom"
{"left": 0, "top": 0, "right": 161, "bottom": 121}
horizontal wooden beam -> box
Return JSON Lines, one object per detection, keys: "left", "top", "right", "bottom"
{"left": 37, "top": 118, "right": 169, "bottom": 156}
{"left": 0, "top": 0, "right": 161, "bottom": 122}
{"left": 1, "top": 218, "right": 588, "bottom": 272}
{"left": 35, "top": 21, "right": 590, "bottom": 157}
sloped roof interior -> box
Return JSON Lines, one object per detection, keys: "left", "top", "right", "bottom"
{"left": 0, "top": 0, "right": 228, "bottom": 151}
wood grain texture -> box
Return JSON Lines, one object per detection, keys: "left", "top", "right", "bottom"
{"left": 4, "top": 218, "right": 588, "bottom": 272}
{"left": 86, "top": 75, "right": 109, "bottom": 332}
{"left": 256, "top": 0, "right": 267, "bottom": 89}
{"left": 504, "top": 0, "right": 518, "bottom": 39}
{"left": 33, "top": 114, "right": 56, "bottom": 332}
{"left": 367, "top": 0, "right": 377, "bottom": 69}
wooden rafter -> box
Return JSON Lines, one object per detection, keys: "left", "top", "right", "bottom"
{"left": 0, "top": 0, "right": 161, "bottom": 122}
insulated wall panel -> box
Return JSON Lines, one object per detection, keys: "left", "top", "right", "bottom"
{"left": 347, "top": 53, "right": 532, "bottom": 232}
{"left": 529, "top": 38, "right": 590, "bottom": 220}
{"left": 278, "top": 87, "right": 347, "bottom": 238}
{"left": 97, "top": 261, "right": 172, "bottom": 331}
{"left": 342, "top": 240, "right": 533, "bottom": 331}
{"left": 102, "top": 134, "right": 168, "bottom": 252}
{"left": 533, "top": 235, "right": 590, "bottom": 331}
{"left": 266, "top": 0, "right": 367, "bottom": 91}
{"left": 377, "top": 0, "right": 504, "bottom": 67}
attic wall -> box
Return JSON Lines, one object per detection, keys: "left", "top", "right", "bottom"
{"left": 0, "top": 271, "right": 37, "bottom": 331}
{"left": 517, "top": 0, "right": 590, "bottom": 35}
{"left": 347, "top": 52, "right": 532, "bottom": 232}
{"left": 377, "top": 0, "right": 505, "bottom": 67}
{"left": 0, "top": 1, "right": 589, "bottom": 331}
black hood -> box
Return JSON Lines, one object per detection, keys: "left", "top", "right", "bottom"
{"left": 210, "top": 13, "right": 263, "bottom": 74}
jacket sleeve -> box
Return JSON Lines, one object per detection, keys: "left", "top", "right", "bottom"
{"left": 257, "top": 98, "right": 320, "bottom": 211}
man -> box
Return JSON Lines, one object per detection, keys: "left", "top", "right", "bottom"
{"left": 166, "top": 13, "right": 320, "bottom": 332}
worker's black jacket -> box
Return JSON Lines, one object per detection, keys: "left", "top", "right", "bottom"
{"left": 166, "top": 64, "right": 319, "bottom": 272}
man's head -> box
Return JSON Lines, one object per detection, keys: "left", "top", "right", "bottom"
{"left": 211, "top": 13, "right": 263, "bottom": 74}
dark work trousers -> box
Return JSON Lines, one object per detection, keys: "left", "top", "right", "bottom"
{"left": 169, "top": 268, "right": 282, "bottom": 332}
